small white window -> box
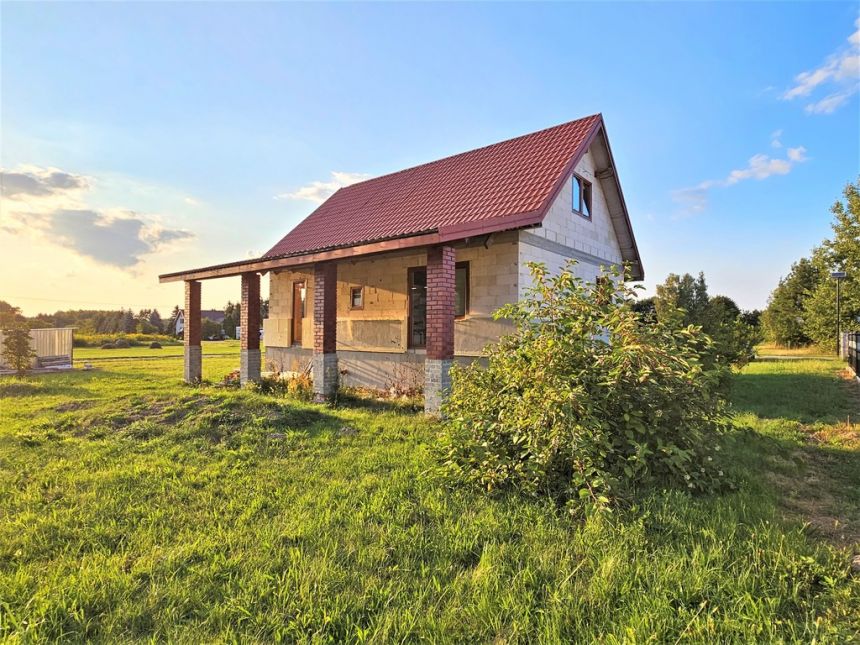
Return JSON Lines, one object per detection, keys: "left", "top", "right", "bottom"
{"left": 350, "top": 286, "right": 363, "bottom": 309}
{"left": 572, "top": 175, "right": 592, "bottom": 218}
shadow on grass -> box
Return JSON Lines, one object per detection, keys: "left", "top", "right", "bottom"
{"left": 0, "top": 378, "right": 101, "bottom": 400}
{"left": 334, "top": 390, "right": 423, "bottom": 415}
{"left": 728, "top": 423, "right": 860, "bottom": 547}
{"left": 731, "top": 369, "right": 856, "bottom": 424}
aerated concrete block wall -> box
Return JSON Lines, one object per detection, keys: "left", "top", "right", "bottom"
{"left": 264, "top": 232, "right": 519, "bottom": 360}
{"left": 519, "top": 148, "right": 625, "bottom": 296}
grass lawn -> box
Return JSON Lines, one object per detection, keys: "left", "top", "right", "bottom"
{"left": 74, "top": 340, "right": 257, "bottom": 362}
{"left": 1, "top": 356, "right": 858, "bottom": 641}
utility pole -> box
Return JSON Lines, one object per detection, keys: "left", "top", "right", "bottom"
{"left": 831, "top": 271, "right": 847, "bottom": 356}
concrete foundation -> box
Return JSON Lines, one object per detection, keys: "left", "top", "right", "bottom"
{"left": 240, "top": 348, "right": 261, "bottom": 385}
{"left": 312, "top": 352, "right": 338, "bottom": 402}
{"left": 424, "top": 358, "right": 453, "bottom": 415}
{"left": 267, "top": 346, "right": 483, "bottom": 392}
{"left": 184, "top": 345, "right": 202, "bottom": 383}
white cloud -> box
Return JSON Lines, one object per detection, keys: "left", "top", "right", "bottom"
{"left": 672, "top": 142, "right": 808, "bottom": 216}
{"left": 782, "top": 17, "right": 860, "bottom": 114}
{"left": 804, "top": 90, "right": 855, "bottom": 114}
{"left": 275, "top": 171, "right": 371, "bottom": 204}
{"left": 183, "top": 196, "right": 201, "bottom": 206}
{"left": 1, "top": 164, "right": 193, "bottom": 268}
{"left": 786, "top": 146, "right": 807, "bottom": 162}
{"left": 770, "top": 129, "right": 783, "bottom": 148}
{"left": 1, "top": 165, "right": 89, "bottom": 200}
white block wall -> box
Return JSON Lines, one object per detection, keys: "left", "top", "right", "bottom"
{"left": 518, "top": 146, "right": 624, "bottom": 296}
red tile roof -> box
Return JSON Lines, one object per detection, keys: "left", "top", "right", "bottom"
{"left": 265, "top": 114, "right": 603, "bottom": 258}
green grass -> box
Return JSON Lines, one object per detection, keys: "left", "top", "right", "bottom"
{"left": 74, "top": 340, "right": 256, "bottom": 362}
{"left": 1, "top": 356, "right": 858, "bottom": 642}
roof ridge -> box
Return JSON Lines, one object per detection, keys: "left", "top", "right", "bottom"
{"left": 340, "top": 113, "right": 602, "bottom": 190}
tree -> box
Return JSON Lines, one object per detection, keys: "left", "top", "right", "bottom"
{"left": 762, "top": 257, "right": 821, "bottom": 346}
{"left": 1, "top": 314, "right": 36, "bottom": 375}
{"left": 654, "top": 272, "right": 710, "bottom": 329}
{"left": 631, "top": 296, "right": 656, "bottom": 319}
{"left": 202, "top": 317, "right": 222, "bottom": 339}
{"left": 801, "top": 179, "right": 860, "bottom": 351}
{"left": 740, "top": 309, "right": 762, "bottom": 328}
{"left": 0, "top": 301, "right": 24, "bottom": 328}
{"left": 223, "top": 302, "right": 240, "bottom": 339}
{"left": 120, "top": 309, "right": 136, "bottom": 334}
{"left": 148, "top": 309, "right": 164, "bottom": 333}
{"left": 652, "top": 272, "right": 755, "bottom": 368}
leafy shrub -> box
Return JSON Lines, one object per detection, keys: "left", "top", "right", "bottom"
{"left": 439, "top": 262, "right": 731, "bottom": 513}
{"left": 100, "top": 343, "right": 115, "bottom": 350}
{"left": 149, "top": 341, "right": 162, "bottom": 349}
{"left": 113, "top": 339, "right": 131, "bottom": 349}
{"left": 251, "top": 373, "right": 313, "bottom": 401}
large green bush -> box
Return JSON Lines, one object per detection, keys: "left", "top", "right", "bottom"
{"left": 440, "top": 263, "right": 731, "bottom": 512}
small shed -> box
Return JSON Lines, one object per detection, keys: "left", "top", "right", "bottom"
{"left": 0, "top": 327, "right": 74, "bottom": 370}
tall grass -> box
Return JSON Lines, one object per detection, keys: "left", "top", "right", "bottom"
{"left": 0, "top": 356, "right": 857, "bottom": 641}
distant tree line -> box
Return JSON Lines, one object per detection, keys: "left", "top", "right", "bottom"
{"left": 633, "top": 272, "right": 760, "bottom": 369}
{"left": 762, "top": 178, "right": 859, "bottom": 350}
{"left": 0, "top": 299, "right": 268, "bottom": 339}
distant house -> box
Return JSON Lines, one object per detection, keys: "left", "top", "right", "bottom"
{"left": 174, "top": 309, "right": 225, "bottom": 337}
{"left": 161, "top": 114, "right": 643, "bottom": 412}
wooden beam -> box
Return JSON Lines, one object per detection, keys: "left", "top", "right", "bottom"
{"left": 158, "top": 231, "right": 443, "bottom": 283}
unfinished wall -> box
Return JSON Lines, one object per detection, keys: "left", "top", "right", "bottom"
{"left": 264, "top": 232, "right": 519, "bottom": 361}
{"left": 518, "top": 143, "right": 624, "bottom": 294}
{"left": 266, "top": 345, "right": 485, "bottom": 390}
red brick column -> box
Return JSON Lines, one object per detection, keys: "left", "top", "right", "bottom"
{"left": 240, "top": 272, "right": 261, "bottom": 351}
{"left": 425, "top": 245, "right": 455, "bottom": 414}
{"left": 183, "top": 280, "right": 202, "bottom": 382}
{"left": 426, "top": 245, "right": 455, "bottom": 359}
{"left": 240, "top": 272, "right": 261, "bottom": 384}
{"left": 312, "top": 262, "right": 338, "bottom": 400}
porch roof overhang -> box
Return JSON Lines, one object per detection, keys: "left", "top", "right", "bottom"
{"left": 158, "top": 210, "right": 544, "bottom": 283}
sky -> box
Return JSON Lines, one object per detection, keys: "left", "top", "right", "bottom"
{"left": 1, "top": 1, "right": 858, "bottom": 316}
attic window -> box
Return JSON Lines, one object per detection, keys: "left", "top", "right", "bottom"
{"left": 572, "top": 175, "right": 592, "bottom": 218}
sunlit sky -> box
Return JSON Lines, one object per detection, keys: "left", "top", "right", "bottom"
{"left": 2, "top": 2, "right": 858, "bottom": 316}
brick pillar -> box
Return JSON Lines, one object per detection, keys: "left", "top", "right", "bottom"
{"left": 183, "top": 280, "right": 202, "bottom": 383}
{"left": 425, "top": 245, "right": 455, "bottom": 414}
{"left": 312, "top": 262, "right": 338, "bottom": 402}
{"left": 240, "top": 272, "right": 261, "bottom": 385}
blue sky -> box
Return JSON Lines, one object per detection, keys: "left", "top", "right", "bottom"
{"left": 2, "top": 1, "right": 858, "bottom": 315}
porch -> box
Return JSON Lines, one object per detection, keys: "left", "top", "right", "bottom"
{"left": 161, "top": 242, "right": 483, "bottom": 414}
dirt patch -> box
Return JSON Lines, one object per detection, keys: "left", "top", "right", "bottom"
{"left": 54, "top": 400, "right": 95, "bottom": 413}
{"left": 769, "top": 425, "right": 860, "bottom": 548}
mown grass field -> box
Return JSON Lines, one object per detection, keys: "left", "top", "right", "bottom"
{"left": 1, "top": 354, "right": 858, "bottom": 642}
{"left": 74, "top": 340, "right": 253, "bottom": 362}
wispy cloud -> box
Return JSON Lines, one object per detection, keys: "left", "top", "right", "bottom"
{"left": 275, "top": 171, "right": 371, "bottom": 204}
{"left": 770, "top": 129, "right": 783, "bottom": 148}
{"left": 672, "top": 143, "right": 808, "bottom": 216}
{"left": 1, "top": 164, "right": 193, "bottom": 268}
{"left": 1, "top": 166, "right": 89, "bottom": 199}
{"left": 782, "top": 17, "right": 860, "bottom": 115}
